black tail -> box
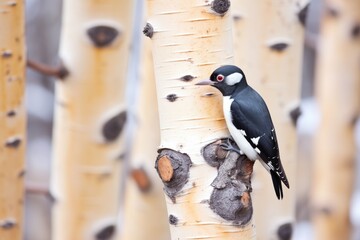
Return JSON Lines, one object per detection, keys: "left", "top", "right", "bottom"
{"left": 270, "top": 170, "right": 283, "bottom": 200}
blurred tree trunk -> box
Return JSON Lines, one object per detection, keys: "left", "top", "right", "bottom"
{"left": 119, "top": 36, "right": 170, "bottom": 240}
{"left": 146, "top": 0, "right": 256, "bottom": 239}
{"left": 0, "top": 1, "right": 26, "bottom": 239}
{"left": 51, "top": 1, "right": 134, "bottom": 239}
{"left": 232, "top": 0, "right": 308, "bottom": 239}
{"left": 312, "top": 0, "right": 360, "bottom": 239}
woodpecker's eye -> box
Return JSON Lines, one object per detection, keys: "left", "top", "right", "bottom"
{"left": 216, "top": 74, "right": 224, "bottom": 82}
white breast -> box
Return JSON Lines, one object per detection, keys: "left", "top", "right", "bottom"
{"left": 223, "top": 96, "right": 260, "bottom": 161}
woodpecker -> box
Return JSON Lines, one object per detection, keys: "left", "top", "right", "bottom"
{"left": 196, "top": 65, "right": 289, "bottom": 199}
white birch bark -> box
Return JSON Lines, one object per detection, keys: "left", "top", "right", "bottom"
{"left": 51, "top": 1, "right": 134, "bottom": 239}
{"left": 119, "top": 37, "right": 170, "bottom": 240}
{"left": 312, "top": 0, "right": 360, "bottom": 239}
{"left": 147, "top": 0, "right": 256, "bottom": 239}
{"left": 232, "top": 0, "right": 308, "bottom": 239}
{"left": 0, "top": 1, "right": 26, "bottom": 239}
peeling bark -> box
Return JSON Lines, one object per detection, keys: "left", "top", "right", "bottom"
{"left": 0, "top": 0, "right": 26, "bottom": 239}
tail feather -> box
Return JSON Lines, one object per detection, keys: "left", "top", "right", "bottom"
{"left": 270, "top": 170, "right": 283, "bottom": 200}
{"left": 278, "top": 162, "right": 290, "bottom": 189}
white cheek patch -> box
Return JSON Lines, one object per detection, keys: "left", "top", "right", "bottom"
{"left": 225, "top": 72, "right": 243, "bottom": 86}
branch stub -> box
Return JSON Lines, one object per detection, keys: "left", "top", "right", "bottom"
{"left": 143, "top": 23, "right": 154, "bottom": 38}
{"left": 131, "top": 167, "right": 152, "bottom": 192}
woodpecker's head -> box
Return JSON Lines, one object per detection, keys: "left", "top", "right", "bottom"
{"left": 196, "top": 65, "right": 247, "bottom": 96}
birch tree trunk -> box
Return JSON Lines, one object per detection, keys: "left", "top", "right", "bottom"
{"left": 146, "top": 0, "right": 256, "bottom": 239}
{"left": 312, "top": 0, "right": 360, "bottom": 239}
{"left": 0, "top": 1, "right": 26, "bottom": 239}
{"left": 119, "top": 37, "right": 170, "bottom": 240}
{"left": 51, "top": 1, "right": 134, "bottom": 239}
{"left": 232, "top": 0, "right": 308, "bottom": 239}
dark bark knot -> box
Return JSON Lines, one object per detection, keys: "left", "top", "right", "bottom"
{"left": 201, "top": 139, "right": 254, "bottom": 225}
{"left": 289, "top": 106, "right": 302, "bottom": 127}
{"left": 351, "top": 24, "right": 360, "bottom": 39}
{"left": 143, "top": 23, "right": 154, "bottom": 38}
{"left": 277, "top": 222, "right": 293, "bottom": 240}
{"left": 102, "top": 111, "right": 127, "bottom": 142}
{"left": 87, "top": 25, "right": 120, "bottom": 48}
{"left": 7, "top": 110, "right": 16, "bottom": 117}
{"left": 298, "top": 3, "right": 309, "bottom": 27}
{"left": 169, "top": 214, "right": 178, "bottom": 225}
{"left": 155, "top": 149, "right": 192, "bottom": 203}
{"left": 211, "top": 0, "right": 231, "bottom": 16}
{"left": 326, "top": 5, "right": 339, "bottom": 18}
{"left": 0, "top": 219, "right": 16, "bottom": 229}
{"left": 166, "top": 94, "right": 178, "bottom": 102}
{"left": 269, "top": 42, "right": 289, "bottom": 52}
{"left": 180, "top": 75, "right": 195, "bottom": 82}
{"left": 1, "top": 50, "right": 12, "bottom": 58}
{"left": 95, "top": 224, "right": 116, "bottom": 240}
{"left": 5, "top": 137, "right": 21, "bottom": 148}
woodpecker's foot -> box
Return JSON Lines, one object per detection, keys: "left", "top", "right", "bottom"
{"left": 220, "top": 139, "right": 243, "bottom": 155}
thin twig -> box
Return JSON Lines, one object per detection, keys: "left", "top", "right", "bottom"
{"left": 27, "top": 59, "right": 69, "bottom": 79}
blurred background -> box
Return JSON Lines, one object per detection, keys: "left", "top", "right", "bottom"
{"left": 16, "top": 0, "right": 360, "bottom": 239}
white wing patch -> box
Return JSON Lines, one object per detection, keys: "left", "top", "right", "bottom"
{"left": 225, "top": 72, "right": 243, "bottom": 86}
{"left": 267, "top": 161, "right": 274, "bottom": 170}
{"left": 240, "top": 129, "right": 247, "bottom": 136}
{"left": 255, "top": 147, "right": 261, "bottom": 154}
{"left": 251, "top": 136, "right": 260, "bottom": 145}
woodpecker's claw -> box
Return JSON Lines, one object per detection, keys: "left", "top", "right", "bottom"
{"left": 220, "top": 139, "right": 243, "bottom": 155}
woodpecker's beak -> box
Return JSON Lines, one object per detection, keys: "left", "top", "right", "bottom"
{"left": 195, "top": 79, "right": 213, "bottom": 85}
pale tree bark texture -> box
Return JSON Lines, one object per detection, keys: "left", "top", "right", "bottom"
{"left": 312, "top": 0, "right": 360, "bottom": 239}
{"left": 51, "top": 1, "right": 134, "bottom": 239}
{"left": 146, "top": 0, "right": 256, "bottom": 239}
{"left": 0, "top": 1, "right": 26, "bottom": 239}
{"left": 232, "top": 0, "right": 308, "bottom": 239}
{"left": 119, "top": 37, "right": 170, "bottom": 240}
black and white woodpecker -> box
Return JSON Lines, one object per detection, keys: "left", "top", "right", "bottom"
{"left": 196, "top": 65, "right": 289, "bottom": 199}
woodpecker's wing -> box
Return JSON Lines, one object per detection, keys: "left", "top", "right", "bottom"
{"left": 230, "top": 88, "right": 289, "bottom": 199}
